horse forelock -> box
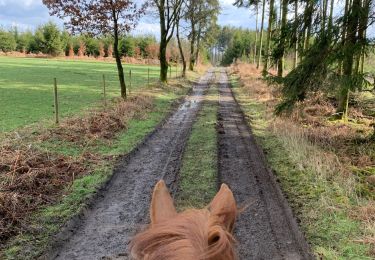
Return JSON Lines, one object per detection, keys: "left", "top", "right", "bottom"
{"left": 130, "top": 208, "right": 236, "bottom": 260}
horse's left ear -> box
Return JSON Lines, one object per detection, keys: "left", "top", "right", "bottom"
{"left": 150, "top": 180, "right": 177, "bottom": 226}
{"left": 209, "top": 184, "right": 237, "bottom": 232}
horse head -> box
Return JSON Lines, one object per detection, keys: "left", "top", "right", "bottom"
{"left": 130, "top": 180, "right": 237, "bottom": 260}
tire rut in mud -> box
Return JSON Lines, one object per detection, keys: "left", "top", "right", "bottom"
{"left": 216, "top": 69, "right": 313, "bottom": 260}
{"left": 45, "top": 70, "right": 215, "bottom": 260}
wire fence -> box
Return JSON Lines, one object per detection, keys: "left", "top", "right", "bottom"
{"left": 51, "top": 64, "right": 182, "bottom": 124}
{"left": 0, "top": 57, "right": 182, "bottom": 131}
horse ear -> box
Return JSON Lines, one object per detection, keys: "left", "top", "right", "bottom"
{"left": 209, "top": 184, "right": 237, "bottom": 232}
{"left": 150, "top": 180, "right": 177, "bottom": 226}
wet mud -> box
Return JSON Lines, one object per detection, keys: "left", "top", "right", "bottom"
{"left": 216, "top": 68, "right": 313, "bottom": 260}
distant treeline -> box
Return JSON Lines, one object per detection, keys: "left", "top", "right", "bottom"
{"left": 0, "top": 22, "right": 167, "bottom": 59}
{"left": 217, "top": 26, "right": 260, "bottom": 66}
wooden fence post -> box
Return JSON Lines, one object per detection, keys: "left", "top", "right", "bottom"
{"left": 102, "top": 74, "right": 107, "bottom": 106}
{"left": 148, "top": 68, "right": 150, "bottom": 87}
{"left": 129, "top": 69, "right": 132, "bottom": 94}
{"left": 53, "top": 78, "right": 59, "bottom": 124}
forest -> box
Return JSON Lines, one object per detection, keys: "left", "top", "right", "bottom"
{"left": 224, "top": 0, "right": 375, "bottom": 122}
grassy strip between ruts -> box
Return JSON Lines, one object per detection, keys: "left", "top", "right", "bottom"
{"left": 230, "top": 72, "right": 374, "bottom": 259}
{"left": 177, "top": 75, "right": 218, "bottom": 210}
{"left": 1, "top": 75, "right": 197, "bottom": 260}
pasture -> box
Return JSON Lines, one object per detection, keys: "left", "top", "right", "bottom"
{"left": 0, "top": 57, "right": 164, "bottom": 132}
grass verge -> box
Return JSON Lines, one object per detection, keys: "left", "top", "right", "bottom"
{"left": 177, "top": 79, "right": 218, "bottom": 209}
{"left": 1, "top": 77, "right": 194, "bottom": 260}
{"left": 230, "top": 68, "right": 374, "bottom": 259}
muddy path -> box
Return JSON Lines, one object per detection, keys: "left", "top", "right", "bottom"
{"left": 44, "top": 68, "right": 312, "bottom": 260}
{"left": 45, "top": 69, "right": 215, "bottom": 260}
{"left": 217, "top": 68, "right": 313, "bottom": 260}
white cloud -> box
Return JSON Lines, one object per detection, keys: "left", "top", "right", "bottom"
{"left": 218, "top": 0, "right": 257, "bottom": 30}
{"left": 24, "top": 0, "right": 39, "bottom": 7}
{"left": 0, "top": 0, "right": 40, "bottom": 8}
{"left": 133, "top": 22, "right": 160, "bottom": 37}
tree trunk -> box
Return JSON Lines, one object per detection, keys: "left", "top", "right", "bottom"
{"left": 303, "top": 0, "right": 313, "bottom": 51}
{"left": 360, "top": 28, "right": 366, "bottom": 74}
{"left": 320, "top": 0, "right": 330, "bottom": 38}
{"left": 277, "top": 0, "right": 288, "bottom": 77}
{"left": 159, "top": 6, "right": 168, "bottom": 83}
{"left": 293, "top": 0, "right": 298, "bottom": 69}
{"left": 195, "top": 47, "right": 200, "bottom": 66}
{"left": 176, "top": 19, "right": 186, "bottom": 77}
{"left": 257, "top": 0, "right": 266, "bottom": 69}
{"left": 189, "top": 23, "right": 196, "bottom": 71}
{"left": 195, "top": 22, "right": 202, "bottom": 66}
{"left": 321, "top": 0, "right": 328, "bottom": 36}
{"left": 301, "top": 1, "right": 308, "bottom": 60}
{"left": 275, "top": 0, "right": 281, "bottom": 76}
{"left": 337, "top": 0, "right": 360, "bottom": 120}
{"left": 159, "top": 37, "right": 169, "bottom": 83}
{"left": 338, "top": 0, "right": 350, "bottom": 75}
{"left": 355, "top": 0, "right": 369, "bottom": 74}
{"left": 212, "top": 46, "right": 216, "bottom": 65}
{"left": 254, "top": 4, "right": 258, "bottom": 65}
{"left": 112, "top": 11, "right": 126, "bottom": 99}
{"left": 279, "top": 0, "right": 282, "bottom": 28}
{"left": 328, "top": 0, "right": 335, "bottom": 34}
{"left": 263, "top": 0, "right": 275, "bottom": 75}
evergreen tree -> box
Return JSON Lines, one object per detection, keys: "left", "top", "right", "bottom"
{"left": 0, "top": 30, "right": 17, "bottom": 52}
{"left": 34, "top": 22, "right": 63, "bottom": 56}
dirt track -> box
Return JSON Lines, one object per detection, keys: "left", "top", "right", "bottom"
{"left": 217, "top": 69, "right": 313, "bottom": 259}
{"left": 46, "top": 70, "right": 215, "bottom": 260}
{"left": 45, "top": 68, "right": 313, "bottom": 260}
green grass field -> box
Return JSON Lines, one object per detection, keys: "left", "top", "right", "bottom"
{"left": 0, "top": 57, "right": 170, "bottom": 132}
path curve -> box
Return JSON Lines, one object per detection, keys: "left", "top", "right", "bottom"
{"left": 46, "top": 70, "right": 215, "bottom": 260}
{"left": 217, "top": 68, "right": 313, "bottom": 260}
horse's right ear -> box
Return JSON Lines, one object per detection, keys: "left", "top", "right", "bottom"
{"left": 209, "top": 184, "right": 237, "bottom": 232}
{"left": 150, "top": 180, "right": 177, "bottom": 226}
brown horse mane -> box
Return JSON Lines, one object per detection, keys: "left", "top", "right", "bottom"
{"left": 130, "top": 208, "right": 236, "bottom": 260}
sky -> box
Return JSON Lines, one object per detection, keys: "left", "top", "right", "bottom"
{"left": 0, "top": 0, "right": 257, "bottom": 36}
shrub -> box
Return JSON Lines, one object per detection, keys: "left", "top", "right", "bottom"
{"left": 78, "top": 41, "right": 86, "bottom": 57}
{"left": 0, "top": 30, "right": 17, "bottom": 52}
{"left": 34, "top": 22, "right": 63, "bottom": 56}
{"left": 107, "top": 44, "right": 113, "bottom": 57}
{"left": 119, "top": 36, "right": 136, "bottom": 57}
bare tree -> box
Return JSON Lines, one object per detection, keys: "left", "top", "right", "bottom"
{"left": 263, "top": 0, "right": 275, "bottom": 75}
{"left": 185, "top": 0, "right": 219, "bottom": 71}
{"left": 43, "top": 0, "right": 146, "bottom": 99}
{"left": 277, "top": 0, "right": 288, "bottom": 77}
{"left": 176, "top": 2, "right": 187, "bottom": 77}
{"left": 152, "top": 0, "right": 183, "bottom": 83}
